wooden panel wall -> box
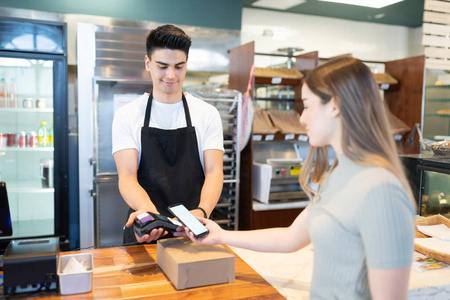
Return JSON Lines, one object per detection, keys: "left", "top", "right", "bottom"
{"left": 228, "top": 41, "right": 254, "bottom": 94}
{"left": 228, "top": 42, "right": 255, "bottom": 230}
{"left": 385, "top": 56, "right": 425, "bottom": 154}
{"left": 293, "top": 51, "right": 319, "bottom": 114}
{"left": 252, "top": 208, "right": 304, "bottom": 229}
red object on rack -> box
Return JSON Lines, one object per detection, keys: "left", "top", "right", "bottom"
{"left": 7, "top": 133, "right": 16, "bottom": 147}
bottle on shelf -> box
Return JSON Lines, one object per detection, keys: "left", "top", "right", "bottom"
{"left": 48, "top": 122, "right": 54, "bottom": 147}
{"left": 7, "top": 78, "right": 17, "bottom": 108}
{"left": 37, "top": 121, "right": 49, "bottom": 147}
{"left": 0, "top": 78, "right": 7, "bottom": 107}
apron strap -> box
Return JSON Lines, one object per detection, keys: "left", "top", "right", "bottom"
{"left": 181, "top": 93, "right": 192, "bottom": 128}
{"left": 143, "top": 93, "right": 192, "bottom": 128}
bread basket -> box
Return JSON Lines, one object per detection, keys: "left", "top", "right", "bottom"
{"left": 415, "top": 214, "right": 450, "bottom": 264}
{"left": 420, "top": 139, "right": 450, "bottom": 157}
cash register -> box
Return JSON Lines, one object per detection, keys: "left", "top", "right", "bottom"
{"left": 0, "top": 182, "right": 59, "bottom": 295}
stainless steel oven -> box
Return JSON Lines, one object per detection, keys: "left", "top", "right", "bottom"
{"left": 252, "top": 141, "right": 309, "bottom": 204}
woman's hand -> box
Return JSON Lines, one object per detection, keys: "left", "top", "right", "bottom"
{"left": 175, "top": 217, "right": 224, "bottom": 245}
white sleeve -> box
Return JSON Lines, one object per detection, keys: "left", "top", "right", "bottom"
{"left": 203, "top": 107, "right": 224, "bottom": 152}
{"left": 111, "top": 107, "right": 139, "bottom": 154}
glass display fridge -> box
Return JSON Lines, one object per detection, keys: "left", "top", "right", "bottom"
{"left": 417, "top": 158, "right": 450, "bottom": 218}
{"left": 401, "top": 154, "right": 450, "bottom": 218}
{"left": 422, "top": 69, "right": 450, "bottom": 140}
{"left": 0, "top": 17, "right": 69, "bottom": 250}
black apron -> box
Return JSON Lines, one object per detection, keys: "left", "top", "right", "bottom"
{"left": 123, "top": 93, "right": 205, "bottom": 244}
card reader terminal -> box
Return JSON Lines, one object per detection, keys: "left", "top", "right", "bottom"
{"left": 133, "top": 212, "right": 182, "bottom": 238}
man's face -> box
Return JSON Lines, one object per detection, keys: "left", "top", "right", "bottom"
{"left": 145, "top": 48, "right": 187, "bottom": 97}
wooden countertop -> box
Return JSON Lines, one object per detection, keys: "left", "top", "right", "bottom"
{"left": 1, "top": 244, "right": 285, "bottom": 299}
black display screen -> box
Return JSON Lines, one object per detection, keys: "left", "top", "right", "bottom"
{"left": 155, "top": 214, "right": 169, "bottom": 221}
{"left": 0, "top": 182, "right": 12, "bottom": 237}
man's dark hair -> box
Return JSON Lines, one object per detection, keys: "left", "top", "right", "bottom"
{"left": 146, "top": 24, "right": 192, "bottom": 59}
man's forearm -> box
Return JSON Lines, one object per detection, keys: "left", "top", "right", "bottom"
{"left": 118, "top": 174, "right": 158, "bottom": 213}
{"left": 197, "top": 169, "right": 223, "bottom": 217}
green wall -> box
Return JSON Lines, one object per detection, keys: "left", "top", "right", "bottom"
{"left": 0, "top": 0, "right": 242, "bottom": 30}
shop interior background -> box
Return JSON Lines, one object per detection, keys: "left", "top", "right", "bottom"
{"left": 0, "top": 0, "right": 425, "bottom": 249}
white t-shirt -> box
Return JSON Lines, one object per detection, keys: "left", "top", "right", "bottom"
{"left": 112, "top": 92, "right": 224, "bottom": 170}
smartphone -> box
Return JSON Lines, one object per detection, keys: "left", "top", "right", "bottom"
{"left": 168, "top": 203, "right": 209, "bottom": 238}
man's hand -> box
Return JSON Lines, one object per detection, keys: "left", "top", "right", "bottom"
{"left": 125, "top": 209, "right": 166, "bottom": 243}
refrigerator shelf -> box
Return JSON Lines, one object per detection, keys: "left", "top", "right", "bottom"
{"left": 3, "top": 179, "right": 55, "bottom": 193}
{"left": 0, "top": 147, "right": 54, "bottom": 152}
{"left": 0, "top": 108, "right": 54, "bottom": 113}
{"left": 7, "top": 187, "right": 54, "bottom": 193}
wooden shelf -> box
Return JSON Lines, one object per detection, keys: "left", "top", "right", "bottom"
{"left": 374, "top": 73, "right": 399, "bottom": 90}
{"left": 268, "top": 110, "right": 306, "bottom": 135}
{"left": 254, "top": 67, "right": 304, "bottom": 85}
{"left": 253, "top": 133, "right": 308, "bottom": 142}
{"left": 254, "top": 97, "right": 295, "bottom": 102}
{"left": 253, "top": 108, "right": 278, "bottom": 135}
{"left": 373, "top": 73, "right": 398, "bottom": 84}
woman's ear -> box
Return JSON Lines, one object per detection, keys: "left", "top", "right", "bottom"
{"left": 329, "top": 97, "right": 341, "bottom": 118}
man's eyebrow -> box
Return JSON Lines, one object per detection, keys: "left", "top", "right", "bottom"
{"left": 155, "top": 61, "right": 186, "bottom": 66}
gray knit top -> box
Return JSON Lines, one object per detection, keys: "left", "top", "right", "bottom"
{"left": 306, "top": 154, "right": 415, "bottom": 300}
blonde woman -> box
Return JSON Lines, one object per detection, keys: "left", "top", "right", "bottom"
{"left": 176, "top": 57, "right": 416, "bottom": 300}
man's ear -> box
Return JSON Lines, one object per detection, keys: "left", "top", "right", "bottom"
{"left": 329, "top": 97, "right": 341, "bottom": 118}
{"left": 144, "top": 55, "right": 151, "bottom": 71}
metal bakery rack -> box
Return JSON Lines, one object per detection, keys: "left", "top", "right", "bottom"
{"left": 186, "top": 86, "right": 242, "bottom": 230}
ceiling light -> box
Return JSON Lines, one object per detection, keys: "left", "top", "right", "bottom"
{"left": 318, "top": 0, "right": 403, "bottom": 9}
{"left": 251, "top": 0, "right": 306, "bottom": 10}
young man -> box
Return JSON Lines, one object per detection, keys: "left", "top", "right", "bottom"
{"left": 112, "top": 24, "right": 224, "bottom": 244}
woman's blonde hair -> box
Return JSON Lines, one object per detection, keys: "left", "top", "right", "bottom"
{"left": 299, "top": 56, "right": 414, "bottom": 204}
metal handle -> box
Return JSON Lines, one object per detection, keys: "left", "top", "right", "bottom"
{"left": 89, "top": 157, "right": 97, "bottom": 178}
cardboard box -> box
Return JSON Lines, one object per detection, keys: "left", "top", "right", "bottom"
{"left": 157, "top": 237, "right": 235, "bottom": 290}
